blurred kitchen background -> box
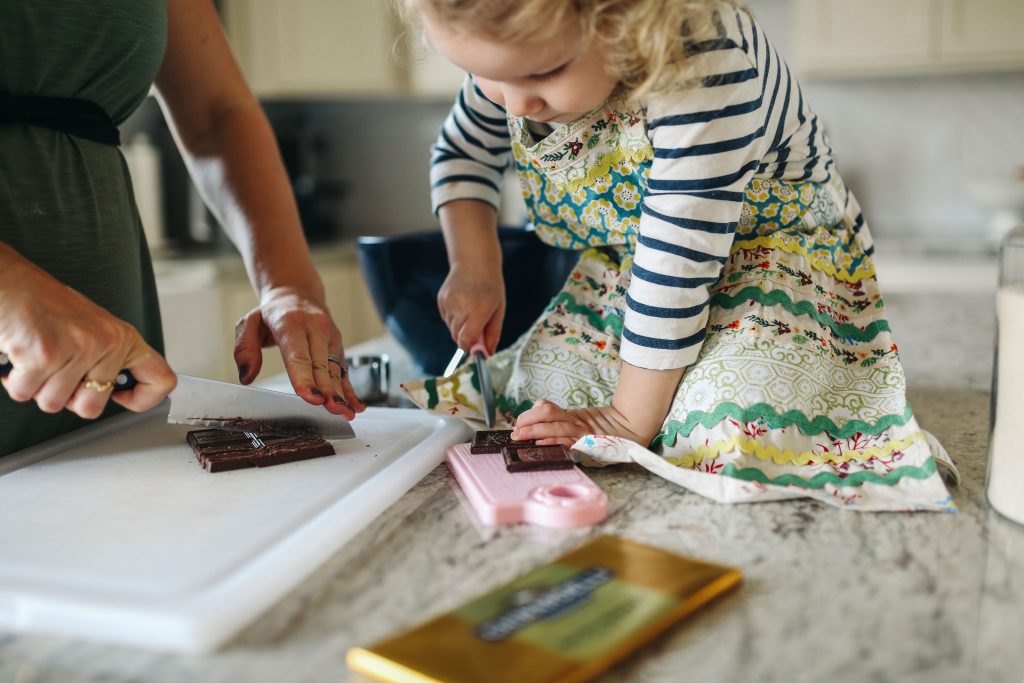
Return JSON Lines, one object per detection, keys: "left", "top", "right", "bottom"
{"left": 123, "top": 0, "right": 1024, "bottom": 383}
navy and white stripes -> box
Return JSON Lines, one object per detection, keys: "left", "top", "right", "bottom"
{"left": 430, "top": 83, "right": 512, "bottom": 211}
{"left": 430, "top": 6, "right": 833, "bottom": 371}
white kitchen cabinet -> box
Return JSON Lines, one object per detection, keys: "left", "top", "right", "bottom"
{"left": 793, "top": 0, "right": 936, "bottom": 75}
{"left": 157, "top": 247, "right": 386, "bottom": 383}
{"left": 221, "top": 0, "right": 403, "bottom": 99}
{"left": 792, "top": 0, "right": 1024, "bottom": 78}
{"left": 154, "top": 260, "right": 225, "bottom": 379}
{"left": 221, "top": 0, "right": 467, "bottom": 99}
{"left": 937, "top": 0, "right": 1024, "bottom": 66}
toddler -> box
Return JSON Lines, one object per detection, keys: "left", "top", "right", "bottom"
{"left": 399, "top": 0, "right": 957, "bottom": 510}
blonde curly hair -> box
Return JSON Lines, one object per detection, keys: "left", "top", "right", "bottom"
{"left": 395, "top": 0, "right": 740, "bottom": 102}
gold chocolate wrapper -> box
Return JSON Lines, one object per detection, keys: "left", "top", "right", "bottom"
{"left": 347, "top": 535, "right": 741, "bottom": 683}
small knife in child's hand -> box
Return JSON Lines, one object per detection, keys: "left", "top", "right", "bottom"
{"left": 470, "top": 342, "right": 496, "bottom": 429}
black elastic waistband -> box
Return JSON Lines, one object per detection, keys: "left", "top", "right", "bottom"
{"left": 0, "top": 91, "right": 120, "bottom": 146}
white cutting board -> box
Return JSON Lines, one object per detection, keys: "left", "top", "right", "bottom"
{"left": 0, "top": 404, "right": 470, "bottom": 653}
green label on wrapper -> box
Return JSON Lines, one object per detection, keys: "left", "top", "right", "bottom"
{"left": 455, "top": 562, "right": 676, "bottom": 662}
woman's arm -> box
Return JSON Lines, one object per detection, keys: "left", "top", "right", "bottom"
{"left": 153, "top": 0, "right": 362, "bottom": 416}
{"left": 429, "top": 75, "right": 515, "bottom": 354}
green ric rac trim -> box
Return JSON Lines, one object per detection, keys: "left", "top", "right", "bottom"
{"left": 549, "top": 292, "right": 624, "bottom": 336}
{"left": 712, "top": 286, "right": 891, "bottom": 341}
{"left": 470, "top": 363, "right": 481, "bottom": 393}
{"left": 424, "top": 378, "right": 439, "bottom": 410}
{"left": 720, "top": 456, "right": 937, "bottom": 489}
{"left": 652, "top": 402, "right": 914, "bottom": 447}
{"left": 496, "top": 394, "right": 534, "bottom": 417}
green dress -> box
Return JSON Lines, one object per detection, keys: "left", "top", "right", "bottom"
{"left": 0, "top": 1, "right": 168, "bottom": 456}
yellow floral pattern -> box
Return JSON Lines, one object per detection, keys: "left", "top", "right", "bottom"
{"left": 510, "top": 97, "right": 652, "bottom": 250}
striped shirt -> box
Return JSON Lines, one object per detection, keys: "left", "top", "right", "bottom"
{"left": 430, "top": 6, "right": 835, "bottom": 370}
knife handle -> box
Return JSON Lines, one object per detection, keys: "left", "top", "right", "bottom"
{"left": 0, "top": 351, "right": 137, "bottom": 391}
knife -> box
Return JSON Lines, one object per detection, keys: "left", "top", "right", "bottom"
{"left": 0, "top": 351, "right": 137, "bottom": 390}
{"left": 442, "top": 347, "right": 466, "bottom": 377}
{"left": 470, "top": 342, "right": 496, "bottom": 429}
{"left": 167, "top": 374, "right": 355, "bottom": 439}
{"left": 1, "top": 352, "right": 353, "bottom": 439}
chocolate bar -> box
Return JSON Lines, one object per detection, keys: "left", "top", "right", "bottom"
{"left": 502, "top": 444, "right": 575, "bottom": 473}
{"left": 191, "top": 416, "right": 320, "bottom": 437}
{"left": 186, "top": 428, "right": 335, "bottom": 473}
{"left": 470, "top": 429, "right": 536, "bottom": 454}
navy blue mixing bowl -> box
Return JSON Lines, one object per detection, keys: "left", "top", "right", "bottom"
{"left": 357, "top": 229, "right": 579, "bottom": 376}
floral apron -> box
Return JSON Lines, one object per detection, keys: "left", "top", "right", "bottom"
{"left": 402, "top": 97, "right": 957, "bottom": 512}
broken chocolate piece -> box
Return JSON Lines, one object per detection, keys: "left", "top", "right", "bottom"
{"left": 502, "top": 444, "right": 575, "bottom": 473}
{"left": 470, "top": 429, "right": 536, "bottom": 454}
{"left": 186, "top": 428, "right": 335, "bottom": 473}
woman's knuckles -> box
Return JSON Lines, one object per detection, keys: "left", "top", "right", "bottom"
{"left": 3, "top": 382, "right": 33, "bottom": 403}
{"left": 74, "top": 402, "right": 106, "bottom": 420}
{"left": 36, "top": 395, "right": 68, "bottom": 414}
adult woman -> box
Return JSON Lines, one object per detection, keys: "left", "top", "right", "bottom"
{"left": 0, "top": 0, "right": 363, "bottom": 456}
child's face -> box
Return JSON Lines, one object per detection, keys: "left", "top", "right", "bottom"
{"left": 423, "top": 15, "right": 619, "bottom": 124}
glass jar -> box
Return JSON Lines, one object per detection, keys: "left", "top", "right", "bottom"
{"left": 989, "top": 224, "right": 1024, "bottom": 525}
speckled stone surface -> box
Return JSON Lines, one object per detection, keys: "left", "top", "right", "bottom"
{"left": 1, "top": 290, "right": 1021, "bottom": 683}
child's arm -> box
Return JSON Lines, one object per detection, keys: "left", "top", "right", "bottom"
{"left": 437, "top": 199, "right": 505, "bottom": 353}
{"left": 430, "top": 75, "right": 514, "bottom": 353}
{"left": 513, "top": 364, "right": 686, "bottom": 447}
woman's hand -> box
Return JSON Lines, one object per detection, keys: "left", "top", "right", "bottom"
{"left": 0, "top": 249, "right": 176, "bottom": 418}
{"left": 511, "top": 399, "right": 654, "bottom": 447}
{"left": 437, "top": 265, "right": 506, "bottom": 353}
{"left": 234, "top": 286, "right": 365, "bottom": 419}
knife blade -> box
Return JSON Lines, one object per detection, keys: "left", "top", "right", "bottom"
{"left": 1, "top": 352, "right": 351, "bottom": 439}
{"left": 470, "top": 342, "right": 496, "bottom": 428}
{"left": 442, "top": 347, "right": 466, "bottom": 377}
{"left": 167, "top": 374, "right": 355, "bottom": 439}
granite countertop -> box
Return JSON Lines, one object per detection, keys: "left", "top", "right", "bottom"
{"left": 2, "top": 288, "right": 1021, "bottom": 683}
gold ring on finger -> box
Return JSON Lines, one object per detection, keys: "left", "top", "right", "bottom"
{"left": 82, "top": 378, "right": 115, "bottom": 393}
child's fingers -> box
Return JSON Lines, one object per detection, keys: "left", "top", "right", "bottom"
{"left": 512, "top": 402, "right": 587, "bottom": 441}
{"left": 514, "top": 419, "right": 587, "bottom": 442}
{"left": 233, "top": 310, "right": 265, "bottom": 384}
{"left": 534, "top": 436, "right": 579, "bottom": 447}
{"left": 482, "top": 310, "right": 503, "bottom": 356}
{"left": 460, "top": 315, "right": 496, "bottom": 352}
{"left": 511, "top": 399, "right": 561, "bottom": 429}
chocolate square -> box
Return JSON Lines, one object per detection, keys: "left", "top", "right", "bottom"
{"left": 502, "top": 444, "right": 575, "bottom": 473}
{"left": 470, "top": 429, "right": 536, "bottom": 454}
{"left": 186, "top": 429, "right": 335, "bottom": 473}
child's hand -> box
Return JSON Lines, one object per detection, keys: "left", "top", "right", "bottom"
{"left": 437, "top": 266, "right": 505, "bottom": 353}
{"left": 511, "top": 399, "right": 654, "bottom": 448}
